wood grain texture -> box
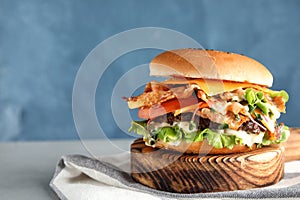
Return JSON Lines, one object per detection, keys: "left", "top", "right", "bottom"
{"left": 131, "top": 138, "right": 284, "bottom": 193}
{"left": 284, "top": 128, "right": 300, "bottom": 162}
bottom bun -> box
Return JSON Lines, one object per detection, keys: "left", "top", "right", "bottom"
{"left": 131, "top": 138, "right": 284, "bottom": 193}
{"left": 154, "top": 139, "right": 267, "bottom": 154}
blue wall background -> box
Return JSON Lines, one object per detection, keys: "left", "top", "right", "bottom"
{"left": 1, "top": 0, "right": 299, "bottom": 141}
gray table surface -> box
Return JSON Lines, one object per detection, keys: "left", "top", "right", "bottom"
{"left": 0, "top": 139, "right": 132, "bottom": 200}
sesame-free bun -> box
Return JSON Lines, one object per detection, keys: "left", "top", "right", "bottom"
{"left": 150, "top": 49, "right": 273, "bottom": 87}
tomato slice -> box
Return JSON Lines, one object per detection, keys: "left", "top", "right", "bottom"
{"left": 138, "top": 97, "right": 199, "bottom": 119}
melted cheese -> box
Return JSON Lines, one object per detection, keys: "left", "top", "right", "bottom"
{"left": 173, "top": 122, "right": 197, "bottom": 133}
{"left": 162, "top": 78, "right": 271, "bottom": 96}
{"left": 224, "top": 129, "right": 265, "bottom": 147}
{"left": 150, "top": 121, "right": 197, "bottom": 133}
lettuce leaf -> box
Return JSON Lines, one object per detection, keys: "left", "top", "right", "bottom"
{"left": 269, "top": 90, "right": 289, "bottom": 103}
{"left": 245, "top": 88, "right": 289, "bottom": 116}
{"left": 274, "top": 125, "right": 290, "bottom": 143}
{"left": 157, "top": 126, "right": 182, "bottom": 143}
{"left": 256, "top": 101, "right": 269, "bottom": 115}
{"left": 196, "top": 129, "right": 238, "bottom": 149}
{"left": 245, "top": 88, "right": 258, "bottom": 105}
{"left": 128, "top": 120, "right": 148, "bottom": 136}
{"left": 279, "top": 125, "right": 290, "bottom": 142}
{"left": 245, "top": 88, "right": 270, "bottom": 115}
{"left": 129, "top": 121, "right": 241, "bottom": 149}
{"left": 129, "top": 120, "right": 290, "bottom": 149}
{"left": 128, "top": 120, "right": 289, "bottom": 149}
{"left": 262, "top": 125, "right": 290, "bottom": 145}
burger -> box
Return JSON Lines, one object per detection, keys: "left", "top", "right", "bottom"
{"left": 125, "top": 49, "right": 289, "bottom": 153}
{"left": 125, "top": 49, "right": 290, "bottom": 193}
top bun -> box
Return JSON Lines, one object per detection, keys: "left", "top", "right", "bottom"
{"left": 150, "top": 49, "right": 273, "bottom": 87}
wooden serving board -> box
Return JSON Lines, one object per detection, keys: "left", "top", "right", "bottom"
{"left": 283, "top": 128, "right": 300, "bottom": 162}
{"left": 131, "top": 128, "right": 300, "bottom": 193}
{"left": 131, "top": 139, "right": 284, "bottom": 193}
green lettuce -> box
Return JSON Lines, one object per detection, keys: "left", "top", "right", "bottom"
{"left": 262, "top": 125, "right": 290, "bottom": 145}
{"left": 245, "top": 88, "right": 289, "bottom": 116}
{"left": 202, "top": 129, "right": 238, "bottom": 149}
{"left": 269, "top": 90, "right": 289, "bottom": 103}
{"left": 156, "top": 126, "right": 182, "bottom": 143}
{"left": 129, "top": 120, "right": 289, "bottom": 149}
{"left": 129, "top": 121, "right": 242, "bottom": 149}
{"left": 245, "top": 88, "right": 269, "bottom": 115}
{"left": 245, "top": 88, "right": 289, "bottom": 104}
{"left": 128, "top": 120, "right": 148, "bottom": 136}
{"left": 279, "top": 125, "right": 290, "bottom": 142}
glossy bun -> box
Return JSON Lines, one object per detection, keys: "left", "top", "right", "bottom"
{"left": 150, "top": 49, "right": 273, "bottom": 87}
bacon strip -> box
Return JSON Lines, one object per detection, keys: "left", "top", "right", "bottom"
{"left": 126, "top": 82, "right": 195, "bottom": 109}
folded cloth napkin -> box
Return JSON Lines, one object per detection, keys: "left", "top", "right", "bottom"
{"left": 50, "top": 153, "right": 300, "bottom": 200}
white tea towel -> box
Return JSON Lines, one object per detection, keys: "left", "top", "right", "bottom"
{"left": 50, "top": 154, "right": 300, "bottom": 200}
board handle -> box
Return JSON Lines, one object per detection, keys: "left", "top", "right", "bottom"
{"left": 284, "top": 128, "right": 300, "bottom": 162}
